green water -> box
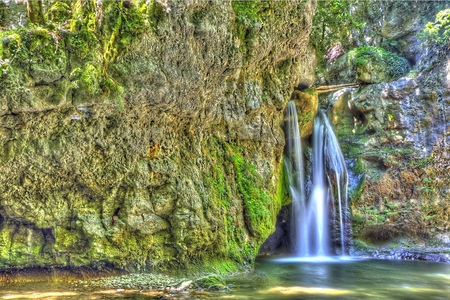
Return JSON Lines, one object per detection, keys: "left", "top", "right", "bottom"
{"left": 1, "top": 257, "right": 450, "bottom": 299}
{"left": 225, "top": 257, "right": 450, "bottom": 299}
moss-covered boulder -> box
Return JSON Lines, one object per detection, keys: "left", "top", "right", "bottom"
{"left": 350, "top": 46, "right": 410, "bottom": 83}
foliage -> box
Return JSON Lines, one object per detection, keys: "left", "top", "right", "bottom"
{"left": 422, "top": 8, "right": 450, "bottom": 48}
{"left": 231, "top": 0, "right": 261, "bottom": 26}
{"left": 349, "top": 46, "right": 410, "bottom": 80}
{"left": 311, "top": 0, "right": 363, "bottom": 61}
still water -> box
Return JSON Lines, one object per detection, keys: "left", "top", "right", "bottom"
{"left": 1, "top": 257, "right": 450, "bottom": 299}
{"left": 226, "top": 257, "right": 450, "bottom": 299}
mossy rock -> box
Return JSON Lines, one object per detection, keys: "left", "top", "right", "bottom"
{"left": 46, "top": 2, "right": 72, "bottom": 23}
{"left": 290, "top": 90, "right": 318, "bottom": 137}
{"left": 349, "top": 46, "right": 410, "bottom": 83}
{"left": 18, "top": 28, "right": 68, "bottom": 83}
{"left": 69, "top": 64, "right": 103, "bottom": 101}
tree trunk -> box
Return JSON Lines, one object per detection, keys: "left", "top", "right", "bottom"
{"left": 27, "top": 0, "right": 45, "bottom": 25}
{"left": 316, "top": 83, "right": 360, "bottom": 94}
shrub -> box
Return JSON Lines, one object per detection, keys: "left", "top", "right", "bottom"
{"left": 423, "top": 8, "right": 450, "bottom": 47}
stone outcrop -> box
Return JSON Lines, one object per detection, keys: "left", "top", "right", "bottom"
{"left": 329, "top": 59, "right": 450, "bottom": 245}
{"left": 310, "top": 1, "right": 450, "bottom": 251}
{"left": 318, "top": 1, "right": 450, "bottom": 85}
{"left": 0, "top": 0, "right": 316, "bottom": 272}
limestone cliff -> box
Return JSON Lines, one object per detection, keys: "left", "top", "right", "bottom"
{"left": 317, "top": 1, "right": 450, "bottom": 251}
{"left": 0, "top": 0, "right": 316, "bottom": 271}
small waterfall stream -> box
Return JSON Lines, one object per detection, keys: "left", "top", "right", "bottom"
{"left": 283, "top": 101, "right": 307, "bottom": 256}
{"left": 284, "top": 101, "right": 349, "bottom": 257}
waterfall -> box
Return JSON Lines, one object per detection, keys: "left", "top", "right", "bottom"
{"left": 283, "top": 101, "right": 349, "bottom": 257}
{"left": 320, "top": 110, "right": 349, "bottom": 256}
{"left": 283, "top": 101, "right": 307, "bottom": 256}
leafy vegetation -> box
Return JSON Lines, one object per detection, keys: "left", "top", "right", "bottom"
{"left": 311, "top": 0, "right": 364, "bottom": 63}
{"left": 422, "top": 8, "right": 450, "bottom": 48}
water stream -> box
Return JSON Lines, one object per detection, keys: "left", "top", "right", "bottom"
{"left": 284, "top": 101, "right": 349, "bottom": 257}
{"left": 284, "top": 101, "right": 307, "bottom": 256}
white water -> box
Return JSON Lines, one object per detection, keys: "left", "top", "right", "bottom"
{"left": 320, "top": 110, "right": 349, "bottom": 255}
{"left": 284, "top": 101, "right": 307, "bottom": 255}
{"left": 284, "top": 102, "right": 349, "bottom": 257}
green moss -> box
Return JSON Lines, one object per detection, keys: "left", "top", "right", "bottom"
{"left": 54, "top": 227, "right": 88, "bottom": 254}
{"left": 226, "top": 143, "right": 273, "bottom": 239}
{"left": 276, "top": 158, "right": 290, "bottom": 206}
{"left": 349, "top": 46, "right": 410, "bottom": 80}
{"left": 148, "top": 0, "right": 167, "bottom": 31}
{"left": 232, "top": 0, "right": 262, "bottom": 26}
{"left": 350, "top": 174, "right": 365, "bottom": 203}
{"left": 70, "top": 64, "right": 102, "bottom": 99}
{"left": 1, "top": 0, "right": 152, "bottom": 108}
{"left": 231, "top": 0, "right": 263, "bottom": 57}
{"left": 66, "top": 29, "right": 99, "bottom": 61}
{"left": 200, "top": 138, "right": 279, "bottom": 268}
{"left": 0, "top": 227, "right": 12, "bottom": 264}
{"left": 101, "top": 0, "right": 147, "bottom": 71}
{"left": 0, "top": 225, "right": 49, "bottom": 267}
{"left": 46, "top": 1, "right": 72, "bottom": 23}
{"left": 102, "top": 77, "right": 125, "bottom": 109}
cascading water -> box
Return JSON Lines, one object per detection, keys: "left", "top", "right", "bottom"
{"left": 283, "top": 101, "right": 349, "bottom": 258}
{"left": 319, "top": 110, "right": 349, "bottom": 256}
{"left": 283, "top": 101, "right": 307, "bottom": 256}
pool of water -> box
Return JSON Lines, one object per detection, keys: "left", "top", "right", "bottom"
{"left": 224, "top": 256, "right": 450, "bottom": 299}
{"left": 1, "top": 257, "right": 450, "bottom": 299}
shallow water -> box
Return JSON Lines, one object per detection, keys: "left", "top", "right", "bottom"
{"left": 1, "top": 257, "right": 450, "bottom": 299}
{"left": 224, "top": 256, "right": 450, "bottom": 299}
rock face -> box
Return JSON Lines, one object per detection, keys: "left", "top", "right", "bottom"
{"left": 0, "top": 0, "right": 316, "bottom": 271}
{"left": 329, "top": 60, "right": 450, "bottom": 245}
{"left": 307, "top": 1, "right": 450, "bottom": 252}
{"left": 318, "top": 1, "right": 450, "bottom": 85}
